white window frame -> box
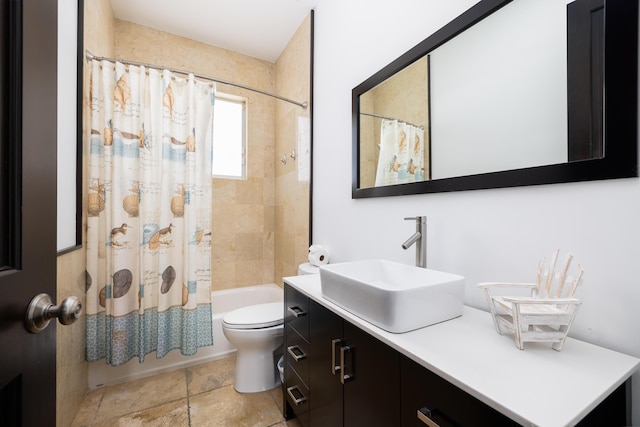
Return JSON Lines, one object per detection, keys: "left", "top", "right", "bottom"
{"left": 212, "top": 93, "right": 247, "bottom": 180}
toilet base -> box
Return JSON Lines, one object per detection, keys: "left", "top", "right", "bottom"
{"left": 233, "top": 350, "right": 280, "bottom": 393}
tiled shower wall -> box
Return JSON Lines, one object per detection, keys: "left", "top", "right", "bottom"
{"left": 112, "top": 15, "right": 312, "bottom": 290}
{"left": 275, "top": 14, "right": 312, "bottom": 281}
{"left": 113, "top": 20, "right": 279, "bottom": 291}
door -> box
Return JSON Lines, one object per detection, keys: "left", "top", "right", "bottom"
{"left": 0, "top": 0, "right": 59, "bottom": 426}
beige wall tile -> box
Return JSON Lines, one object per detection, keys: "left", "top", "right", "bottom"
{"left": 113, "top": 19, "right": 278, "bottom": 291}
{"left": 211, "top": 261, "right": 236, "bottom": 291}
{"left": 237, "top": 177, "right": 264, "bottom": 205}
{"left": 235, "top": 261, "right": 266, "bottom": 287}
{"left": 211, "top": 233, "right": 237, "bottom": 263}
{"left": 273, "top": 14, "right": 312, "bottom": 285}
{"left": 212, "top": 179, "right": 237, "bottom": 204}
{"left": 83, "top": 7, "right": 310, "bottom": 320}
{"left": 236, "top": 233, "right": 265, "bottom": 261}
{"left": 234, "top": 205, "right": 265, "bottom": 233}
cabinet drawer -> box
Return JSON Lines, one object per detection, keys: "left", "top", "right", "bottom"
{"left": 401, "top": 356, "right": 515, "bottom": 427}
{"left": 285, "top": 326, "right": 309, "bottom": 387}
{"left": 285, "top": 365, "right": 310, "bottom": 427}
{"left": 285, "top": 284, "right": 309, "bottom": 340}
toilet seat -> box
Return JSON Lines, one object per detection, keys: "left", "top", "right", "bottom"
{"left": 222, "top": 302, "right": 283, "bottom": 330}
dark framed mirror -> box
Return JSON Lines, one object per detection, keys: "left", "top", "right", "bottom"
{"left": 352, "top": 0, "right": 638, "bottom": 198}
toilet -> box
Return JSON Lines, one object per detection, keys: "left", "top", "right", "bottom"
{"left": 222, "top": 265, "right": 320, "bottom": 393}
{"left": 222, "top": 302, "right": 284, "bottom": 393}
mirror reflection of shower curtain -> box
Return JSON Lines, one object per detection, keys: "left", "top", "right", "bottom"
{"left": 86, "top": 59, "right": 215, "bottom": 366}
{"left": 375, "top": 119, "right": 424, "bottom": 186}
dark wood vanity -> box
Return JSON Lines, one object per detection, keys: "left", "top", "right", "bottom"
{"left": 282, "top": 279, "right": 636, "bottom": 427}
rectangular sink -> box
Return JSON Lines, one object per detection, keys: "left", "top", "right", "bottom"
{"left": 319, "top": 259, "right": 465, "bottom": 333}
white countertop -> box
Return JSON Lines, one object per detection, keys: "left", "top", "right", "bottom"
{"left": 284, "top": 274, "right": 640, "bottom": 427}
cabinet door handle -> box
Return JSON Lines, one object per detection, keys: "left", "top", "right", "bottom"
{"left": 287, "top": 345, "right": 307, "bottom": 361}
{"left": 331, "top": 338, "right": 342, "bottom": 374}
{"left": 417, "top": 407, "right": 441, "bottom": 427}
{"left": 286, "top": 386, "right": 308, "bottom": 406}
{"left": 340, "top": 345, "right": 353, "bottom": 384}
{"left": 287, "top": 306, "right": 307, "bottom": 317}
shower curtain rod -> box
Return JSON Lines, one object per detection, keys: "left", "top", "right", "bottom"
{"left": 85, "top": 51, "right": 308, "bottom": 109}
{"left": 360, "top": 111, "right": 424, "bottom": 129}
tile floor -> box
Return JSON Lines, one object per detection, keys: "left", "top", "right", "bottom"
{"left": 71, "top": 355, "right": 304, "bottom": 427}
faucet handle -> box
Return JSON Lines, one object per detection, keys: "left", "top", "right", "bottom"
{"left": 404, "top": 216, "right": 426, "bottom": 222}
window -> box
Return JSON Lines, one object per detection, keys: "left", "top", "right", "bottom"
{"left": 212, "top": 95, "right": 246, "bottom": 179}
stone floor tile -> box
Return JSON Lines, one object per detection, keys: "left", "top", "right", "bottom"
{"left": 94, "top": 369, "right": 187, "bottom": 422}
{"left": 92, "top": 398, "right": 189, "bottom": 427}
{"left": 71, "top": 388, "right": 104, "bottom": 427}
{"left": 186, "top": 356, "right": 235, "bottom": 396}
{"left": 189, "top": 385, "right": 284, "bottom": 427}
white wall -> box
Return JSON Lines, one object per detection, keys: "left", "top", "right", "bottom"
{"left": 312, "top": 0, "right": 640, "bottom": 423}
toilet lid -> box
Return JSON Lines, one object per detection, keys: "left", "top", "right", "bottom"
{"left": 222, "top": 302, "right": 283, "bottom": 329}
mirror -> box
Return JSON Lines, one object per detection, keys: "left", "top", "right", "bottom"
{"left": 353, "top": 0, "right": 638, "bottom": 198}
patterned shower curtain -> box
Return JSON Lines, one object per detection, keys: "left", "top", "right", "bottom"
{"left": 375, "top": 119, "right": 425, "bottom": 186}
{"left": 85, "top": 59, "right": 215, "bottom": 366}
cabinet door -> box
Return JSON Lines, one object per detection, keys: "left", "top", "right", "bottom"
{"left": 343, "top": 321, "right": 401, "bottom": 427}
{"left": 309, "top": 300, "right": 343, "bottom": 427}
{"left": 401, "top": 356, "right": 515, "bottom": 427}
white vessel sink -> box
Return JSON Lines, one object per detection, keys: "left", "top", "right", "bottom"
{"left": 319, "top": 259, "right": 465, "bottom": 333}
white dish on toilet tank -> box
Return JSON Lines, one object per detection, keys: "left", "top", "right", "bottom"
{"left": 319, "top": 259, "right": 465, "bottom": 333}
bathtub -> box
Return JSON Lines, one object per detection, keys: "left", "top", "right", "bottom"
{"left": 88, "top": 283, "right": 284, "bottom": 389}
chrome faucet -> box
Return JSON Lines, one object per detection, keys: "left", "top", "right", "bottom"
{"left": 402, "top": 216, "right": 427, "bottom": 268}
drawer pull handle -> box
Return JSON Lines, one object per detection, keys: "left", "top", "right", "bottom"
{"left": 340, "top": 345, "right": 353, "bottom": 384}
{"left": 287, "top": 345, "right": 307, "bottom": 361}
{"left": 331, "top": 339, "right": 342, "bottom": 374}
{"left": 286, "top": 386, "right": 308, "bottom": 406}
{"left": 287, "top": 306, "right": 307, "bottom": 318}
{"left": 417, "top": 407, "right": 441, "bottom": 427}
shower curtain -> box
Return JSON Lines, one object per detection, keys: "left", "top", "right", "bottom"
{"left": 375, "top": 119, "right": 424, "bottom": 186}
{"left": 85, "top": 59, "right": 215, "bottom": 366}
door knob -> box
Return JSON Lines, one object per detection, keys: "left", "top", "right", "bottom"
{"left": 25, "top": 293, "right": 82, "bottom": 333}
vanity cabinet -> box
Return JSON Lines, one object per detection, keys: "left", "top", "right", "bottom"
{"left": 284, "top": 282, "right": 633, "bottom": 427}
{"left": 309, "top": 299, "right": 401, "bottom": 427}
{"left": 284, "top": 284, "right": 400, "bottom": 427}
{"left": 401, "top": 356, "right": 515, "bottom": 427}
